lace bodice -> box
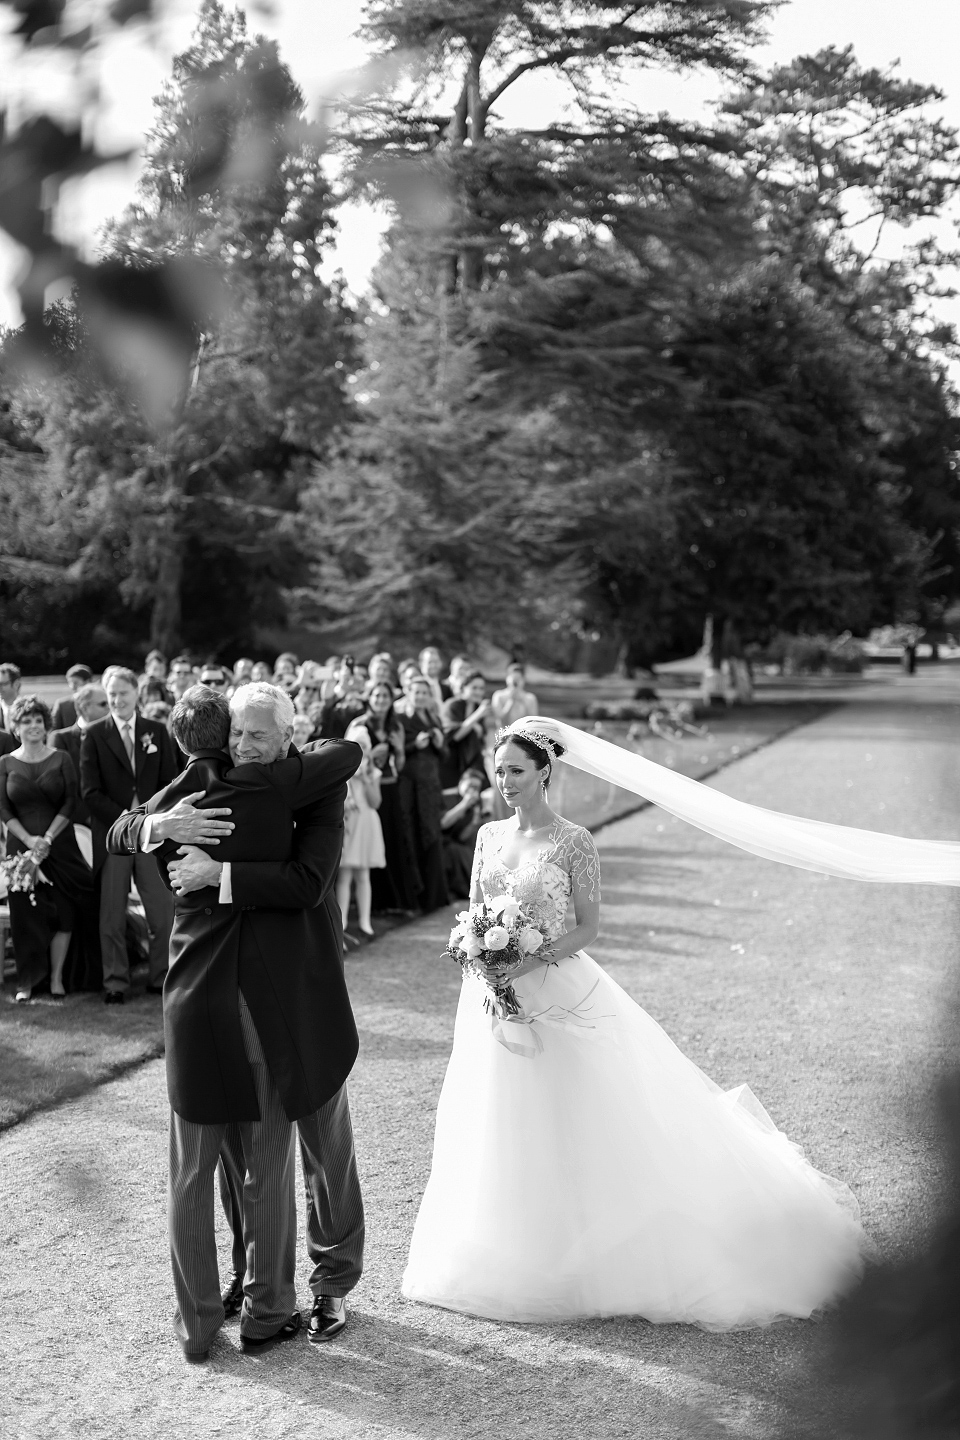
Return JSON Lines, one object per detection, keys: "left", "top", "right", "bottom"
{"left": 471, "top": 817, "right": 600, "bottom": 942}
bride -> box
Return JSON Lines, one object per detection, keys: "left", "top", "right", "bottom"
{"left": 402, "top": 719, "right": 898, "bottom": 1329}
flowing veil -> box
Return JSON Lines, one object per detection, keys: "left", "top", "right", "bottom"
{"left": 514, "top": 717, "right": 960, "bottom": 887}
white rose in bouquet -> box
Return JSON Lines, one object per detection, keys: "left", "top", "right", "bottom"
{"left": 491, "top": 895, "right": 522, "bottom": 924}
{"left": 462, "top": 932, "right": 484, "bottom": 959}
{"left": 482, "top": 925, "right": 510, "bottom": 951}
{"left": 449, "top": 924, "right": 466, "bottom": 947}
{"left": 518, "top": 926, "right": 544, "bottom": 954}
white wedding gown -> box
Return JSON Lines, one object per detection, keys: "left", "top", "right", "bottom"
{"left": 401, "top": 817, "right": 866, "bottom": 1328}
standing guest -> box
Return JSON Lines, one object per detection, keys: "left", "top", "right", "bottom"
{"left": 50, "top": 663, "right": 94, "bottom": 731}
{"left": 50, "top": 682, "right": 110, "bottom": 834}
{"left": 0, "top": 695, "right": 98, "bottom": 1001}
{"left": 232, "top": 658, "right": 255, "bottom": 691}
{"left": 251, "top": 661, "right": 272, "bottom": 682}
{"left": 292, "top": 714, "right": 317, "bottom": 749}
{"left": 367, "top": 654, "right": 396, "bottom": 689}
{"left": 418, "top": 648, "right": 451, "bottom": 709}
{"left": 140, "top": 676, "right": 174, "bottom": 709}
{"left": 440, "top": 671, "right": 493, "bottom": 789}
{"left": 397, "top": 676, "right": 449, "bottom": 912}
{"left": 198, "top": 663, "right": 230, "bottom": 694}
{"left": 397, "top": 659, "right": 420, "bottom": 695}
{"left": 319, "top": 659, "right": 367, "bottom": 739}
{"left": 273, "top": 651, "right": 299, "bottom": 682}
{"left": 349, "top": 681, "right": 419, "bottom": 912}
{"left": 440, "top": 768, "right": 486, "bottom": 899}
{"left": 0, "top": 663, "right": 22, "bottom": 733}
{"left": 490, "top": 660, "right": 539, "bottom": 729}
{"left": 338, "top": 726, "right": 386, "bottom": 940}
{"left": 168, "top": 656, "right": 196, "bottom": 701}
{"left": 444, "top": 655, "right": 472, "bottom": 700}
{"left": 80, "top": 666, "right": 177, "bottom": 1004}
{"left": 142, "top": 650, "right": 168, "bottom": 683}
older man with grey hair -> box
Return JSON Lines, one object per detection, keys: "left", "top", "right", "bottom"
{"left": 108, "top": 681, "right": 364, "bottom": 1360}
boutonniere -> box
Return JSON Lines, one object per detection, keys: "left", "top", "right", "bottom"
{"left": 140, "top": 733, "right": 159, "bottom": 755}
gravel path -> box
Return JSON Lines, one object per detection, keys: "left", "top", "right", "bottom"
{"left": 3, "top": 670, "right": 959, "bottom": 1440}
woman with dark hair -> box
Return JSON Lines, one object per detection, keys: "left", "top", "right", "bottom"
{"left": 403, "top": 719, "right": 865, "bottom": 1329}
{"left": 0, "top": 694, "right": 100, "bottom": 1000}
{"left": 349, "top": 681, "right": 421, "bottom": 912}
{"left": 396, "top": 676, "right": 449, "bottom": 912}
{"left": 440, "top": 670, "right": 493, "bottom": 789}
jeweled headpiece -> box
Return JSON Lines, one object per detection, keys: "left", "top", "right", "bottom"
{"left": 496, "top": 722, "right": 559, "bottom": 763}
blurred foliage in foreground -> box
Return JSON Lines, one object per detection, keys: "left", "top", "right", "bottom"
{"left": 1, "top": 1, "right": 960, "bottom": 670}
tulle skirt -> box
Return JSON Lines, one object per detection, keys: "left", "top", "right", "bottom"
{"left": 402, "top": 952, "right": 866, "bottom": 1328}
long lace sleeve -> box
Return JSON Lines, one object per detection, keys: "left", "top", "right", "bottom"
{"left": 469, "top": 824, "right": 486, "bottom": 903}
{"left": 562, "top": 823, "right": 601, "bottom": 902}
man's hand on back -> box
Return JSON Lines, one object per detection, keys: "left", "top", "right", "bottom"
{"left": 153, "top": 792, "right": 234, "bottom": 845}
{"left": 168, "top": 844, "right": 223, "bottom": 896}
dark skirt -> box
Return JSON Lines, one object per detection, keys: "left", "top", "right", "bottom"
{"left": 399, "top": 761, "right": 449, "bottom": 914}
{"left": 371, "top": 779, "right": 422, "bottom": 913}
{"left": 7, "top": 829, "right": 101, "bottom": 992}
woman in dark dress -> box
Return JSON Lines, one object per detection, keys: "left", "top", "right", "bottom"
{"left": 348, "top": 682, "right": 422, "bottom": 913}
{"left": 0, "top": 694, "right": 99, "bottom": 1001}
{"left": 397, "top": 676, "right": 449, "bottom": 913}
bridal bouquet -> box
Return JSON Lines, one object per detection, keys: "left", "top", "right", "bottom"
{"left": 0, "top": 851, "right": 51, "bottom": 908}
{"left": 445, "top": 896, "right": 545, "bottom": 1019}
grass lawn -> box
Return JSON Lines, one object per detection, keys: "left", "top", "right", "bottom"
{"left": 0, "top": 977, "right": 164, "bottom": 1131}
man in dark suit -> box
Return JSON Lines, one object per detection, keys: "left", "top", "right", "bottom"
{"left": 80, "top": 665, "right": 178, "bottom": 1002}
{"left": 49, "top": 682, "right": 109, "bottom": 829}
{"left": 107, "top": 684, "right": 363, "bottom": 1361}
{"left": 0, "top": 662, "right": 21, "bottom": 734}
{"left": 50, "top": 663, "right": 94, "bottom": 731}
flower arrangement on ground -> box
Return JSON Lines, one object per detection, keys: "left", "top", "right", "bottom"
{"left": 445, "top": 895, "right": 546, "bottom": 1019}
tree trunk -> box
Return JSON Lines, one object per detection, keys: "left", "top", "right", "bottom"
{"left": 150, "top": 460, "right": 186, "bottom": 655}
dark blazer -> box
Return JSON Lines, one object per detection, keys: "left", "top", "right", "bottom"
{"left": 107, "top": 740, "right": 362, "bottom": 1125}
{"left": 49, "top": 723, "right": 91, "bottom": 826}
{"left": 0, "top": 729, "right": 16, "bottom": 757}
{"left": 51, "top": 696, "right": 77, "bottom": 731}
{"left": 80, "top": 713, "right": 178, "bottom": 871}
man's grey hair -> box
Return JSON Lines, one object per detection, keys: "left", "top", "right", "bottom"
{"left": 74, "top": 683, "right": 106, "bottom": 719}
{"left": 229, "top": 681, "right": 295, "bottom": 732}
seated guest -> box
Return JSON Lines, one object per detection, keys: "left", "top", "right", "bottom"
{"left": 0, "top": 694, "right": 100, "bottom": 1000}
{"left": 168, "top": 655, "right": 196, "bottom": 701}
{"left": 0, "top": 662, "right": 22, "bottom": 735}
{"left": 51, "top": 663, "right": 94, "bottom": 730}
{"left": 441, "top": 769, "right": 486, "bottom": 900}
{"left": 440, "top": 671, "right": 493, "bottom": 789}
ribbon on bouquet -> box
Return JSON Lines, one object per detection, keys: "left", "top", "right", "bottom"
{"left": 488, "top": 976, "right": 614, "bottom": 1059}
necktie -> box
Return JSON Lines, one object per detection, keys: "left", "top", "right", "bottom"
{"left": 122, "top": 721, "right": 135, "bottom": 769}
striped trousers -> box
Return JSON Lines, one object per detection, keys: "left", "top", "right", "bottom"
{"left": 168, "top": 994, "right": 296, "bottom": 1354}
{"left": 218, "top": 1084, "right": 365, "bottom": 1298}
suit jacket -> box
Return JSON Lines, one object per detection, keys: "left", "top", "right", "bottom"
{"left": 107, "top": 740, "right": 362, "bottom": 1124}
{"left": 49, "top": 723, "right": 90, "bottom": 825}
{"left": 51, "top": 696, "right": 77, "bottom": 731}
{"left": 80, "top": 713, "right": 178, "bottom": 872}
{"left": 0, "top": 729, "right": 16, "bottom": 757}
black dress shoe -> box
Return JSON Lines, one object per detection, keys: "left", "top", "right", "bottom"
{"left": 240, "top": 1309, "right": 302, "bottom": 1354}
{"left": 104, "top": 991, "right": 124, "bottom": 1005}
{"left": 221, "top": 1271, "right": 244, "bottom": 1318}
{"left": 308, "top": 1294, "right": 346, "bottom": 1343}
